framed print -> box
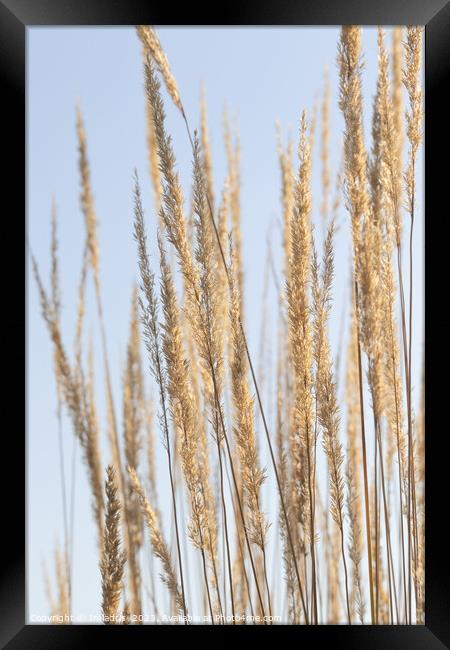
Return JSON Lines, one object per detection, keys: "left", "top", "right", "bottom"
{"left": 1, "top": 0, "right": 449, "bottom": 646}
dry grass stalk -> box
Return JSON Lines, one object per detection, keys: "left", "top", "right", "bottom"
{"left": 133, "top": 172, "right": 188, "bottom": 619}
{"left": 216, "top": 179, "right": 231, "bottom": 374}
{"left": 314, "top": 222, "right": 351, "bottom": 623}
{"left": 403, "top": 27, "right": 423, "bottom": 220}
{"left": 275, "top": 334, "right": 296, "bottom": 622}
{"left": 84, "top": 340, "right": 105, "bottom": 544}
{"left": 286, "top": 110, "right": 316, "bottom": 622}
{"left": 54, "top": 543, "right": 70, "bottom": 621}
{"left": 158, "top": 232, "right": 218, "bottom": 618}
{"left": 276, "top": 125, "right": 295, "bottom": 286}
{"left": 144, "top": 58, "right": 199, "bottom": 323}
{"left": 32, "top": 254, "right": 104, "bottom": 543}
{"left": 141, "top": 44, "right": 163, "bottom": 215}
{"left": 200, "top": 86, "right": 215, "bottom": 211}
{"left": 76, "top": 107, "right": 127, "bottom": 565}
{"left": 49, "top": 203, "right": 73, "bottom": 612}
{"left": 76, "top": 107, "right": 100, "bottom": 290}
{"left": 320, "top": 71, "right": 331, "bottom": 229}
{"left": 74, "top": 243, "right": 88, "bottom": 362}
{"left": 338, "top": 25, "right": 375, "bottom": 623}
{"left": 128, "top": 467, "right": 186, "bottom": 616}
{"left": 43, "top": 543, "right": 70, "bottom": 624}
{"left": 391, "top": 28, "right": 404, "bottom": 192}
{"left": 224, "top": 112, "right": 244, "bottom": 315}
{"left": 144, "top": 396, "right": 159, "bottom": 513}
{"left": 229, "top": 241, "right": 271, "bottom": 613}
{"left": 191, "top": 134, "right": 237, "bottom": 621}
{"left": 136, "top": 26, "right": 183, "bottom": 114}
{"left": 345, "top": 303, "right": 365, "bottom": 622}
{"left": 101, "top": 465, "right": 127, "bottom": 624}
{"left": 122, "top": 287, "right": 144, "bottom": 618}
{"left": 403, "top": 25, "right": 423, "bottom": 622}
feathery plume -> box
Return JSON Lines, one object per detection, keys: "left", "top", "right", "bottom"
{"left": 128, "top": 467, "right": 186, "bottom": 615}
{"left": 101, "top": 465, "right": 127, "bottom": 624}
{"left": 338, "top": 25, "right": 375, "bottom": 623}
{"left": 136, "top": 26, "right": 183, "bottom": 114}
{"left": 338, "top": 26, "right": 370, "bottom": 277}
{"left": 224, "top": 110, "right": 244, "bottom": 313}
{"left": 229, "top": 242, "right": 269, "bottom": 551}
{"left": 315, "top": 222, "right": 351, "bottom": 623}
{"left": 76, "top": 107, "right": 100, "bottom": 289}
{"left": 84, "top": 339, "right": 105, "bottom": 543}
{"left": 320, "top": 71, "right": 331, "bottom": 228}
{"left": 200, "top": 85, "right": 215, "bottom": 211}
{"left": 158, "top": 232, "right": 218, "bottom": 617}
{"left": 122, "top": 287, "right": 144, "bottom": 617}
{"left": 133, "top": 170, "right": 189, "bottom": 619}
{"left": 287, "top": 110, "right": 314, "bottom": 553}
{"left": 403, "top": 26, "right": 423, "bottom": 218}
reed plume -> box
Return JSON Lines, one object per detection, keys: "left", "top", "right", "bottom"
{"left": 128, "top": 467, "right": 186, "bottom": 616}
{"left": 122, "top": 288, "right": 144, "bottom": 618}
{"left": 76, "top": 107, "right": 100, "bottom": 290}
{"left": 403, "top": 27, "right": 423, "bottom": 220}
{"left": 76, "top": 106, "right": 126, "bottom": 556}
{"left": 101, "top": 465, "right": 126, "bottom": 624}
{"left": 133, "top": 171, "right": 188, "bottom": 619}
{"left": 144, "top": 57, "right": 198, "bottom": 319}
{"left": 229, "top": 239, "right": 271, "bottom": 611}
{"left": 276, "top": 126, "right": 295, "bottom": 284}
{"left": 313, "top": 221, "right": 351, "bottom": 623}
{"left": 286, "top": 110, "right": 315, "bottom": 622}
{"left": 200, "top": 86, "right": 215, "bottom": 211}
{"left": 224, "top": 112, "right": 244, "bottom": 313}
{"left": 32, "top": 254, "right": 104, "bottom": 543}
{"left": 320, "top": 71, "right": 331, "bottom": 230}
{"left": 345, "top": 302, "right": 365, "bottom": 622}
{"left": 43, "top": 542, "right": 70, "bottom": 623}
{"left": 403, "top": 25, "right": 423, "bottom": 623}
{"left": 85, "top": 340, "right": 105, "bottom": 544}
{"left": 136, "top": 26, "right": 183, "bottom": 114}
{"left": 158, "top": 231, "right": 218, "bottom": 618}
{"left": 338, "top": 25, "right": 375, "bottom": 623}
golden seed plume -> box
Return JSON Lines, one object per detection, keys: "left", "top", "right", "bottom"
{"left": 338, "top": 26, "right": 370, "bottom": 277}
{"left": 128, "top": 467, "right": 186, "bottom": 614}
{"left": 136, "top": 26, "right": 183, "bottom": 114}
{"left": 158, "top": 232, "right": 216, "bottom": 555}
{"left": 403, "top": 26, "right": 423, "bottom": 216}
{"left": 85, "top": 339, "right": 105, "bottom": 543}
{"left": 320, "top": 70, "right": 331, "bottom": 227}
{"left": 101, "top": 465, "right": 127, "bottom": 624}
{"left": 200, "top": 85, "right": 215, "bottom": 211}
{"left": 287, "top": 110, "right": 313, "bottom": 541}
{"left": 229, "top": 243, "right": 269, "bottom": 551}
{"left": 76, "top": 106, "right": 100, "bottom": 289}
{"left": 144, "top": 58, "right": 199, "bottom": 320}
{"left": 224, "top": 110, "right": 244, "bottom": 315}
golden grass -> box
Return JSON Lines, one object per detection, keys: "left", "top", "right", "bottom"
{"left": 34, "top": 25, "right": 424, "bottom": 625}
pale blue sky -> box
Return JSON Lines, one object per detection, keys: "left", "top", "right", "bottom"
{"left": 27, "top": 26, "right": 423, "bottom": 622}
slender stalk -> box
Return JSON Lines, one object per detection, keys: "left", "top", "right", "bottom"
{"left": 355, "top": 282, "right": 375, "bottom": 624}
{"left": 133, "top": 176, "right": 188, "bottom": 621}
{"left": 214, "top": 409, "right": 236, "bottom": 623}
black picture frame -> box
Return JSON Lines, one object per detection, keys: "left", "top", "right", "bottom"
{"left": 2, "top": 0, "right": 449, "bottom": 646}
